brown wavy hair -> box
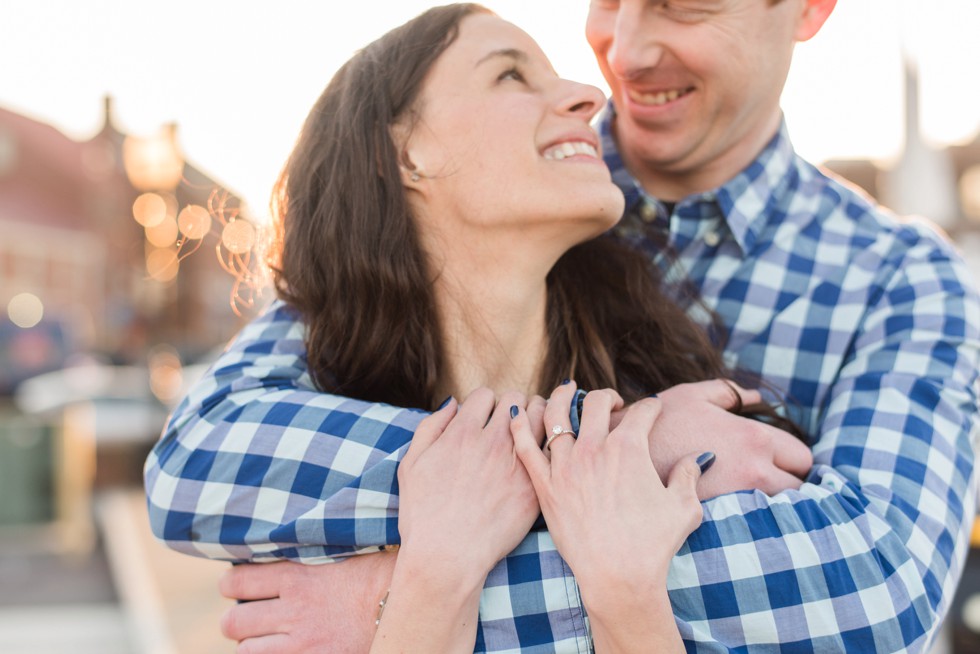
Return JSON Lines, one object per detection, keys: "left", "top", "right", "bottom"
{"left": 269, "top": 3, "right": 799, "bottom": 435}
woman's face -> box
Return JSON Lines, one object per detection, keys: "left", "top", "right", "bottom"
{"left": 399, "top": 13, "right": 624, "bottom": 244}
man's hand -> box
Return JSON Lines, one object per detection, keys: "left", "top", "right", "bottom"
{"left": 643, "top": 380, "right": 813, "bottom": 499}
{"left": 219, "top": 552, "right": 397, "bottom": 653}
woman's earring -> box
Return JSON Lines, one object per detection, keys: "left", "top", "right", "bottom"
{"left": 410, "top": 171, "right": 421, "bottom": 182}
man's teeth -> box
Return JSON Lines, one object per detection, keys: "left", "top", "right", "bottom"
{"left": 629, "top": 88, "right": 685, "bottom": 106}
{"left": 543, "top": 141, "right": 599, "bottom": 161}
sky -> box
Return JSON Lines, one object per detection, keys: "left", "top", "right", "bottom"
{"left": 1, "top": 0, "right": 979, "bottom": 218}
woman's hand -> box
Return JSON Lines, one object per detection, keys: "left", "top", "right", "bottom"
{"left": 397, "top": 387, "right": 543, "bottom": 580}
{"left": 510, "top": 382, "right": 708, "bottom": 653}
{"left": 371, "top": 388, "right": 545, "bottom": 653}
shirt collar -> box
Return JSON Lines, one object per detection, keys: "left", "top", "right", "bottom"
{"left": 598, "top": 100, "right": 798, "bottom": 254}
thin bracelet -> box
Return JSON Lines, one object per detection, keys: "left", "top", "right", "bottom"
{"left": 375, "top": 589, "right": 391, "bottom": 627}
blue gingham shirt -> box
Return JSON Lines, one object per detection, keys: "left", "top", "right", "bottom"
{"left": 145, "top": 106, "right": 980, "bottom": 653}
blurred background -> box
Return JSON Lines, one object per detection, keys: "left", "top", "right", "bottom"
{"left": 0, "top": 1, "right": 979, "bottom": 652}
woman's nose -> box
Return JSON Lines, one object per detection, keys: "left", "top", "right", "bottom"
{"left": 556, "top": 81, "right": 606, "bottom": 121}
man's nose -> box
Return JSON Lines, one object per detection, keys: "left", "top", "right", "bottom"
{"left": 607, "top": 9, "right": 664, "bottom": 81}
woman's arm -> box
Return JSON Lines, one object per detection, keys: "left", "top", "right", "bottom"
{"left": 368, "top": 389, "right": 543, "bottom": 653}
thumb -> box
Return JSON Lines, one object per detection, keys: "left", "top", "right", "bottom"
{"left": 509, "top": 405, "right": 550, "bottom": 488}
{"left": 666, "top": 452, "right": 713, "bottom": 531}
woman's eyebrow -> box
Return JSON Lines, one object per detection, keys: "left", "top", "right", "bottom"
{"left": 475, "top": 48, "right": 528, "bottom": 68}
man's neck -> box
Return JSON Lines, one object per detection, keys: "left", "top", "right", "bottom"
{"left": 619, "top": 112, "right": 783, "bottom": 202}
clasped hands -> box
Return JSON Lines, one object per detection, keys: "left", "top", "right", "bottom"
{"left": 218, "top": 379, "right": 813, "bottom": 653}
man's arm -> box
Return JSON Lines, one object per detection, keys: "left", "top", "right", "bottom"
{"left": 145, "top": 301, "right": 801, "bottom": 565}
{"left": 665, "top": 233, "right": 980, "bottom": 652}
{"left": 144, "top": 300, "right": 423, "bottom": 562}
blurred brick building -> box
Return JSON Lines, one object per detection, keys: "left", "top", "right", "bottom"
{"left": 0, "top": 98, "right": 254, "bottom": 393}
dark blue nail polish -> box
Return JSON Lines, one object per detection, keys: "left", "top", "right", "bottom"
{"left": 437, "top": 396, "right": 452, "bottom": 410}
{"left": 647, "top": 393, "right": 658, "bottom": 398}
{"left": 561, "top": 378, "right": 571, "bottom": 385}
{"left": 696, "top": 452, "right": 716, "bottom": 474}
{"left": 510, "top": 405, "right": 519, "bottom": 419}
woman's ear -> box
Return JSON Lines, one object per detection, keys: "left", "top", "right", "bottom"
{"left": 390, "top": 121, "right": 426, "bottom": 189}
{"left": 400, "top": 163, "right": 425, "bottom": 188}
{"left": 795, "top": 0, "right": 837, "bottom": 42}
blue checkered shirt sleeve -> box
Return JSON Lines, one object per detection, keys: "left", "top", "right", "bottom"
{"left": 144, "top": 302, "right": 424, "bottom": 562}
{"left": 667, "top": 227, "right": 980, "bottom": 652}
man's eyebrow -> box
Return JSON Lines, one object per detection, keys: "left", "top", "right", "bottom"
{"left": 475, "top": 48, "right": 528, "bottom": 67}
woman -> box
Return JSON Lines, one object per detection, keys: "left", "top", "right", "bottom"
{"left": 274, "top": 4, "right": 796, "bottom": 651}
{"left": 150, "top": 3, "right": 810, "bottom": 651}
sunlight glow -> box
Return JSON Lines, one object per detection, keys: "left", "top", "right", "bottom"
{"left": 0, "top": 2, "right": 977, "bottom": 216}
{"left": 122, "top": 131, "right": 184, "bottom": 191}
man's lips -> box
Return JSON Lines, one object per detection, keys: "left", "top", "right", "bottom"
{"left": 626, "top": 86, "right": 695, "bottom": 107}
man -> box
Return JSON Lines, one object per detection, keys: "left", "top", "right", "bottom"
{"left": 146, "top": 0, "right": 980, "bottom": 651}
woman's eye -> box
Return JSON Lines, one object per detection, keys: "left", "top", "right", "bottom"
{"left": 498, "top": 67, "right": 525, "bottom": 83}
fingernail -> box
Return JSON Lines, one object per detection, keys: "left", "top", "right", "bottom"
{"left": 696, "top": 452, "right": 716, "bottom": 474}
{"left": 438, "top": 396, "right": 453, "bottom": 410}
{"left": 561, "top": 378, "right": 571, "bottom": 385}
{"left": 510, "top": 405, "right": 519, "bottom": 419}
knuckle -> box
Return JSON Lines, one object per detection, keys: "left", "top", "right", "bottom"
{"left": 745, "top": 426, "right": 772, "bottom": 451}
{"left": 582, "top": 390, "right": 613, "bottom": 413}
{"left": 625, "top": 397, "right": 661, "bottom": 424}
{"left": 743, "top": 464, "right": 770, "bottom": 488}
{"left": 218, "top": 568, "right": 242, "bottom": 599}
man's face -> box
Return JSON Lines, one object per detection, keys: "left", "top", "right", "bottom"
{"left": 586, "top": 0, "right": 807, "bottom": 197}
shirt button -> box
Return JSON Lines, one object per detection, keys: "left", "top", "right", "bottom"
{"left": 704, "top": 231, "right": 721, "bottom": 247}
{"left": 640, "top": 202, "right": 657, "bottom": 223}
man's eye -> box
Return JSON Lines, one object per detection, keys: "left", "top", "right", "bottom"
{"left": 661, "top": 2, "right": 711, "bottom": 22}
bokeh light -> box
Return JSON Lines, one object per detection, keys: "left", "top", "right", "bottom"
{"left": 961, "top": 165, "right": 980, "bottom": 221}
{"left": 145, "top": 216, "right": 179, "bottom": 248}
{"left": 177, "top": 204, "right": 212, "bottom": 240}
{"left": 221, "top": 219, "right": 256, "bottom": 255}
{"left": 146, "top": 247, "right": 180, "bottom": 282}
{"left": 7, "top": 292, "right": 44, "bottom": 328}
{"left": 132, "top": 192, "right": 168, "bottom": 227}
{"left": 148, "top": 345, "right": 183, "bottom": 404}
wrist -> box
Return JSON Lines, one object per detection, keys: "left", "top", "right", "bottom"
{"left": 577, "top": 563, "right": 671, "bottom": 621}
{"left": 582, "top": 582, "right": 681, "bottom": 654}
{"left": 393, "top": 543, "right": 489, "bottom": 599}
{"left": 372, "top": 549, "right": 484, "bottom": 653}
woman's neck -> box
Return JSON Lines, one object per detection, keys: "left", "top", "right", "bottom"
{"left": 428, "top": 233, "right": 556, "bottom": 402}
{"left": 434, "top": 268, "right": 549, "bottom": 401}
